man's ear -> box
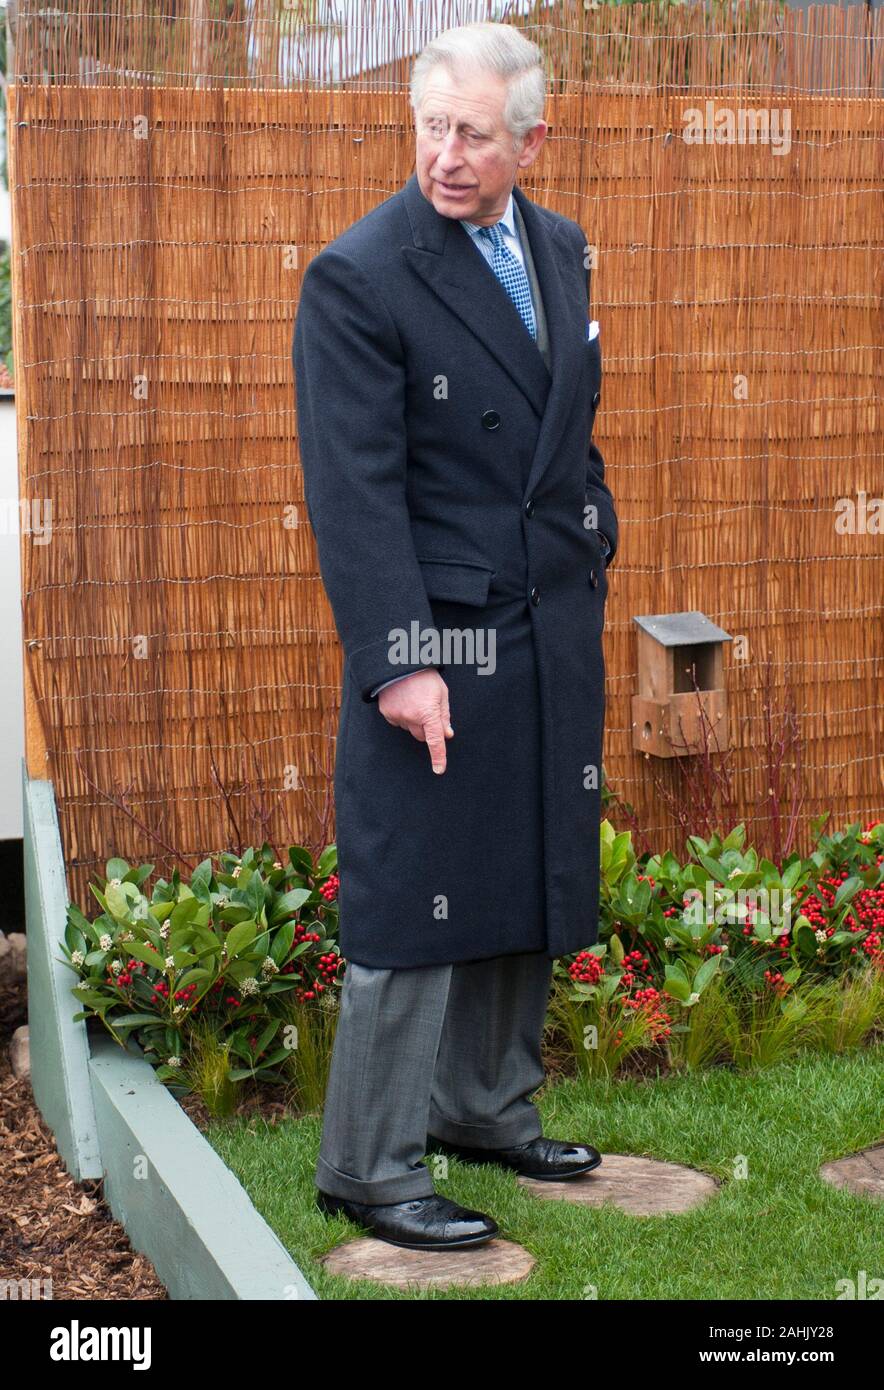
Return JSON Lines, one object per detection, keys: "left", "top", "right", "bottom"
{"left": 517, "top": 120, "right": 548, "bottom": 170}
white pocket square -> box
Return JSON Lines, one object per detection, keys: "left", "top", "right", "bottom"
{"left": 586, "top": 319, "right": 599, "bottom": 341}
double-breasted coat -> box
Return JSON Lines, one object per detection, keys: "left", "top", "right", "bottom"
{"left": 292, "top": 171, "right": 618, "bottom": 969}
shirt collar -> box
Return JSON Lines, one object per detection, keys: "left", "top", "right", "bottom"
{"left": 460, "top": 189, "right": 516, "bottom": 239}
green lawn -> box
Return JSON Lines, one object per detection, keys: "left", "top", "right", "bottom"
{"left": 203, "top": 1046, "right": 884, "bottom": 1301}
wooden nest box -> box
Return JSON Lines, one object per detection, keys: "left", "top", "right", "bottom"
{"left": 631, "top": 612, "right": 732, "bottom": 759}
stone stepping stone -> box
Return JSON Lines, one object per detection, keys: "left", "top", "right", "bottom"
{"left": 319, "top": 1236, "right": 535, "bottom": 1289}
{"left": 517, "top": 1153, "right": 720, "bottom": 1215}
{"left": 819, "top": 1143, "right": 884, "bottom": 1200}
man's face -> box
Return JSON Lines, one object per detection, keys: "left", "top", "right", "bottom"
{"left": 414, "top": 63, "right": 546, "bottom": 225}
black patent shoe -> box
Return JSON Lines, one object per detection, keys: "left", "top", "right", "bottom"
{"left": 316, "top": 1189, "right": 498, "bottom": 1250}
{"left": 426, "top": 1134, "right": 603, "bottom": 1181}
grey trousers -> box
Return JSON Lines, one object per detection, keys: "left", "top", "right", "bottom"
{"left": 315, "top": 950, "right": 555, "bottom": 1204}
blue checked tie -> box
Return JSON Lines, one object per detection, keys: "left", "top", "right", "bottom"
{"left": 478, "top": 222, "right": 537, "bottom": 341}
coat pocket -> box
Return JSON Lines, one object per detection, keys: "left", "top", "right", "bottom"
{"left": 416, "top": 556, "right": 495, "bottom": 607}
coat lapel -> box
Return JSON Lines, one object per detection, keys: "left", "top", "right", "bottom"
{"left": 401, "top": 172, "right": 550, "bottom": 416}
{"left": 400, "top": 173, "right": 586, "bottom": 498}
{"left": 511, "top": 182, "right": 587, "bottom": 502}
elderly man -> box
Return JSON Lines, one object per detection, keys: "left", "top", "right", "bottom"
{"left": 293, "top": 20, "right": 617, "bottom": 1251}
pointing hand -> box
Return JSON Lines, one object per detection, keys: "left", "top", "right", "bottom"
{"left": 377, "top": 669, "right": 454, "bottom": 774}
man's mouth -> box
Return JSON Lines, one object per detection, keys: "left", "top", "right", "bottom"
{"left": 436, "top": 180, "right": 473, "bottom": 194}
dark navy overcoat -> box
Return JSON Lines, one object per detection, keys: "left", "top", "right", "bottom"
{"left": 293, "top": 171, "right": 618, "bottom": 969}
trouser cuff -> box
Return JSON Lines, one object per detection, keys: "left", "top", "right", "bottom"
{"left": 315, "top": 1154, "right": 436, "bottom": 1205}
{"left": 426, "top": 1105, "right": 543, "bottom": 1149}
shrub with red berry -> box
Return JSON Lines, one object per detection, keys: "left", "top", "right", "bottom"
{"left": 61, "top": 841, "right": 345, "bottom": 1087}
{"left": 557, "top": 818, "right": 883, "bottom": 1074}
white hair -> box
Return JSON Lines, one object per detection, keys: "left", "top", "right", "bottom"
{"left": 409, "top": 21, "right": 547, "bottom": 148}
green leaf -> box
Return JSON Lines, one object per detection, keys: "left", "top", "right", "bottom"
{"left": 692, "top": 955, "right": 721, "bottom": 994}
{"left": 252, "top": 1068, "right": 289, "bottom": 1084}
{"left": 89, "top": 884, "right": 110, "bottom": 916}
{"left": 72, "top": 987, "right": 112, "bottom": 1008}
{"left": 697, "top": 852, "right": 728, "bottom": 885}
{"left": 252, "top": 931, "right": 271, "bottom": 961}
{"left": 271, "top": 920, "right": 296, "bottom": 964}
{"left": 255, "top": 1018, "right": 281, "bottom": 1054}
{"left": 225, "top": 920, "right": 258, "bottom": 958}
{"left": 105, "top": 883, "right": 132, "bottom": 921}
{"left": 171, "top": 950, "right": 199, "bottom": 969}
{"left": 66, "top": 903, "right": 93, "bottom": 934}
{"left": 663, "top": 960, "right": 691, "bottom": 1002}
{"left": 569, "top": 981, "right": 596, "bottom": 998}
{"left": 64, "top": 922, "right": 87, "bottom": 954}
{"left": 154, "top": 1066, "right": 186, "bottom": 1084}
{"left": 169, "top": 927, "right": 199, "bottom": 953}
{"left": 193, "top": 940, "right": 224, "bottom": 963}
{"left": 218, "top": 904, "right": 253, "bottom": 925}
{"left": 667, "top": 924, "right": 699, "bottom": 951}
{"left": 795, "top": 924, "right": 818, "bottom": 959}
{"left": 599, "top": 973, "right": 621, "bottom": 1004}
{"left": 170, "top": 896, "right": 200, "bottom": 930}
{"left": 288, "top": 846, "right": 314, "bottom": 878}
{"left": 721, "top": 824, "right": 746, "bottom": 852}
{"left": 270, "top": 887, "right": 312, "bottom": 924}
{"left": 244, "top": 873, "right": 266, "bottom": 916}
{"left": 106, "top": 858, "right": 131, "bottom": 882}
{"left": 834, "top": 875, "right": 861, "bottom": 910}
{"left": 175, "top": 967, "right": 213, "bottom": 990}
{"left": 780, "top": 992, "right": 807, "bottom": 1020}
{"left": 260, "top": 1047, "right": 293, "bottom": 1068}
{"left": 781, "top": 859, "right": 805, "bottom": 890}
{"left": 316, "top": 844, "right": 337, "bottom": 877}
{"left": 124, "top": 941, "right": 166, "bottom": 971}
{"left": 190, "top": 858, "right": 215, "bottom": 887}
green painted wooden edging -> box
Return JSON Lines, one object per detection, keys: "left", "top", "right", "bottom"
{"left": 22, "top": 765, "right": 317, "bottom": 1301}
{"left": 89, "top": 1034, "right": 317, "bottom": 1301}
{"left": 23, "top": 766, "right": 102, "bottom": 1180}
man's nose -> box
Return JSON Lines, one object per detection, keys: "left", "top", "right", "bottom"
{"left": 434, "top": 132, "right": 465, "bottom": 168}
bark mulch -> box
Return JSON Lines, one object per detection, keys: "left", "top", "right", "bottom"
{"left": 0, "top": 970, "right": 167, "bottom": 1299}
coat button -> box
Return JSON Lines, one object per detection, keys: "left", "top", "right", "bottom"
{"left": 524, "top": 497, "right": 535, "bottom": 517}
{"left": 592, "top": 390, "right": 601, "bottom": 408}
{"left": 589, "top": 569, "right": 599, "bottom": 588}
{"left": 481, "top": 409, "right": 501, "bottom": 430}
{"left": 530, "top": 586, "right": 541, "bottom": 605}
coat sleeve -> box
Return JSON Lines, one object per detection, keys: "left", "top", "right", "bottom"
{"left": 292, "top": 248, "right": 441, "bottom": 701}
{"left": 579, "top": 229, "right": 619, "bottom": 566}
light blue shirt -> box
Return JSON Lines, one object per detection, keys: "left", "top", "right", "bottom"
{"left": 459, "top": 190, "right": 528, "bottom": 273}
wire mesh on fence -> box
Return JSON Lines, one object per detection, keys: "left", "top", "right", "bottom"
{"left": 8, "top": 0, "right": 883, "bottom": 903}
